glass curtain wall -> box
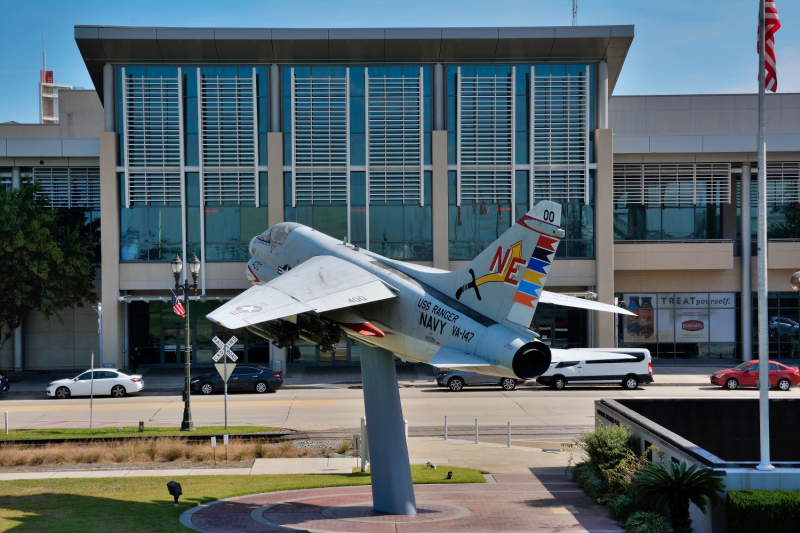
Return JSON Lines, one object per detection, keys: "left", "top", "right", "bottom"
{"left": 283, "top": 65, "right": 432, "bottom": 259}
{"left": 447, "top": 64, "right": 595, "bottom": 260}
{"left": 614, "top": 163, "right": 729, "bottom": 242}
{"left": 737, "top": 165, "right": 800, "bottom": 255}
{"left": 117, "top": 65, "right": 268, "bottom": 262}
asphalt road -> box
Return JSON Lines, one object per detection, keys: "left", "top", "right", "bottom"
{"left": 2, "top": 383, "right": 797, "bottom": 433}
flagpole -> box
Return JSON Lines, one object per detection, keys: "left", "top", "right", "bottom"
{"left": 756, "top": 0, "right": 774, "bottom": 472}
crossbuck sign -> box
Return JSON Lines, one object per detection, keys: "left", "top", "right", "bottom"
{"left": 212, "top": 336, "right": 238, "bottom": 363}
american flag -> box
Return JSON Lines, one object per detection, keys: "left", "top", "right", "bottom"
{"left": 171, "top": 291, "right": 186, "bottom": 317}
{"left": 758, "top": 1, "right": 781, "bottom": 92}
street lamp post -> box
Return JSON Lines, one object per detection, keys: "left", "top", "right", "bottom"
{"left": 173, "top": 254, "right": 201, "bottom": 432}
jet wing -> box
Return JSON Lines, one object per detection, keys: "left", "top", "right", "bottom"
{"left": 207, "top": 255, "right": 397, "bottom": 329}
{"left": 539, "top": 290, "right": 635, "bottom": 316}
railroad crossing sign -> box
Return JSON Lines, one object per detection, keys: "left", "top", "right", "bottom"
{"left": 212, "top": 336, "right": 238, "bottom": 363}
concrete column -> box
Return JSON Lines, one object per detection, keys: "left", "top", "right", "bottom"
{"left": 593, "top": 129, "right": 614, "bottom": 348}
{"left": 359, "top": 344, "right": 416, "bottom": 515}
{"left": 267, "top": 132, "right": 284, "bottom": 227}
{"left": 103, "top": 63, "right": 115, "bottom": 133}
{"left": 741, "top": 164, "right": 752, "bottom": 361}
{"left": 11, "top": 167, "right": 22, "bottom": 370}
{"left": 433, "top": 63, "right": 444, "bottom": 131}
{"left": 721, "top": 189, "right": 738, "bottom": 240}
{"left": 270, "top": 64, "right": 280, "bottom": 133}
{"left": 100, "top": 132, "right": 123, "bottom": 368}
{"left": 431, "top": 130, "right": 449, "bottom": 270}
{"left": 598, "top": 61, "right": 609, "bottom": 130}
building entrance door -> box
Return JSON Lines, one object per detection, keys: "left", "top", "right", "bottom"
{"left": 161, "top": 325, "right": 195, "bottom": 366}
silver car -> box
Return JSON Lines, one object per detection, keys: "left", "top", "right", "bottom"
{"left": 436, "top": 370, "right": 524, "bottom": 391}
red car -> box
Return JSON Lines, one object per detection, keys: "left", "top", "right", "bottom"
{"left": 711, "top": 360, "right": 800, "bottom": 391}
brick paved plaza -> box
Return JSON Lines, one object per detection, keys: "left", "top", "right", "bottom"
{"left": 181, "top": 473, "right": 622, "bottom": 533}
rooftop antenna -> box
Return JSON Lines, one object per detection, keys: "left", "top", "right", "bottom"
{"left": 572, "top": 0, "right": 578, "bottom": 26}
{"left": 42, "top": 30, "right": 46, "bottom": 72}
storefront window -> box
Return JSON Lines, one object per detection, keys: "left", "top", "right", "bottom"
{"left": 752, "top": 292, "right": 800, "bottom": 360}
{"left": 618, "top": 292, "right": 737, "bottom": 361}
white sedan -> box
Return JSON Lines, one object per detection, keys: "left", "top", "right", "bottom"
{"left": 46, "top": 370, "right": 144, "bottom": 399}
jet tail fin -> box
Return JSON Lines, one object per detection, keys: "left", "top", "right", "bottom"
{"left": 432, "top": 201, "right": 564, "bottom": 328}
{"left": 505, "top": 202, "right": 564, "bottom": 327}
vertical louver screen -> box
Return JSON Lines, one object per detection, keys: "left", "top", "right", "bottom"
{"left": 532, "top": 73, "right": 589, "bottom": 203}
{"left": 613, "top": 163, "right": 731, "bottom": 206}
{"left": 124, "top": 76, "right": 181, "bottom": 168}
{"left": 765, "top": 162, "right": 800, "bottom": 204}
{"left": 122, "top": 69, "right": 183, "bottom": 205}
{"left": 200, "top": 70, "right": 258, "bottom": 204}
{"left": 292, "top": 72, "right": 348, "bottom": 204}
{"left": 33, "top": 167, "right": 100, "bottom": 209}
{"left": 367, "top": 71, "right": 423, "bottom": 204}
{"left": 457, "top": 68, "right": 514, "bottom": 204}
{"left": 201, "top": 77, "right": 256, "bottom": 167}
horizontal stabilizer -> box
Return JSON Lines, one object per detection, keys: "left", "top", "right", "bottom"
{"left": 429, "top": 347, "right": 492, "bottom": 367}
{"left": 539, "top": 291, "right": 635, "bottom": 316}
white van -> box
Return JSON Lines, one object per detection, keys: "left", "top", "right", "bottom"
{"left": 536, "top": 348, "right": 653, "bottom": 390}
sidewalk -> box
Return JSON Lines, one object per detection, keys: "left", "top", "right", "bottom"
{"left": 4, "top": 362, "right": 723, "bottom": 396}
{"left": 0, "top": 435, "right": 566, "bottom": 481}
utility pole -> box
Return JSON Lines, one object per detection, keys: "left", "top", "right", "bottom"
{"left": 572, "top": 0, "right": 578, "bottom": 26}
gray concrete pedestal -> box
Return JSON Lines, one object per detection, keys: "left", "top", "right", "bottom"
{"left": 359, "top": 344, "right": 417, "bottom": 515}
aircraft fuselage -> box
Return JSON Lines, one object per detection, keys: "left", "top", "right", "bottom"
{"left": 247, "top": 227, "right": 543, "bottom": 378}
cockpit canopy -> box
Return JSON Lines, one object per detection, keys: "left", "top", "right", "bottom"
{"left": 256, "top": 222, "right": 302, "bottom": 246}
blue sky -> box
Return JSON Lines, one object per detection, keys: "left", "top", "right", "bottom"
{"left": 1, "top": 0, "right": 798, "bottom": 123}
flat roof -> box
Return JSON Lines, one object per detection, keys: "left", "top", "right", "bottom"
{"left": 75, "top": 25, "right": 634, "bottom": 103}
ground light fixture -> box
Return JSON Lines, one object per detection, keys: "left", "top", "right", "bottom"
{"left": 167, "top": 481, "right": 182, "bottom": 507}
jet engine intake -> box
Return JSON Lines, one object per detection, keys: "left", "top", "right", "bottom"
{"left": 511, "top": 341, "right": 551, "bottom": 379}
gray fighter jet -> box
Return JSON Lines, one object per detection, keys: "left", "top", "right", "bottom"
{"left": 208, "top": 201, "right": 634, "bottom": 380}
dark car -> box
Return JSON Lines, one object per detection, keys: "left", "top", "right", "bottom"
{"left": 0, "top": 369, "right": 9, "bottom": 394}
{"left": 191, "top": 365, "right": 282, "bottom": 395}
{"left": 436, "top": 370, "right": 524, "bottom": 391}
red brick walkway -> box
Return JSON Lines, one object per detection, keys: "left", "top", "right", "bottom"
{"left": 180, "top": 473, "right": 623, "bottom": 533}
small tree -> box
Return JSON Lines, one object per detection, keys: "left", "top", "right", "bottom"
{"left": 633, "top": 460, "right": 725, "bottom": 533}
{"left": 0, "top": 183, "right": 98, "bottom": 354}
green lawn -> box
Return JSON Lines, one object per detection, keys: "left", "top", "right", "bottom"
{"left": 0, "top": 466, "right": 484, "bottom": 532}
{"left": 0, "top": 426, "right": 279, "bottom": 441}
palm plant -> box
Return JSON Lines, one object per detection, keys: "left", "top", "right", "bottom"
{"left": 632, "top": 461, "right": 725, "bottom": 533}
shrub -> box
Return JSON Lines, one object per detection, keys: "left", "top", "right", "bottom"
{"left": 567, "top": 425, "right": 648, "bottom": 503}
{"left": 571, "top": 462, "right": 609, "bottom": 502}
{"left": 338, "top": 439, "right": 352, "bottom": 454}
{"left": 582, "top": 425, "right": 639, "bottom": 472}
{"left": 624, "top": 511, "right": 674, "bottom": 533}
{"left": 609, "top": 494, "right": 637, "bottom": 521}
{"left": 633, "top": 461, "right": 724, "bottom": 533}
{"left": 160, "top": 440, "right": 185, "bottom": 462}
{"left": 727, "top": 489, "right": 800, "bottom": 533}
